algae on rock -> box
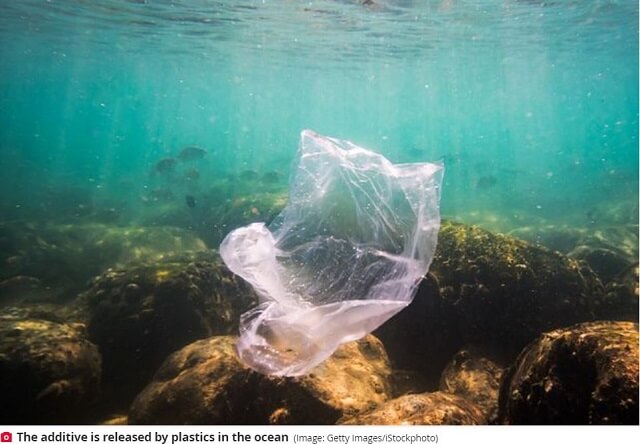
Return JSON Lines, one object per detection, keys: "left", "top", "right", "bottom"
{"left": 376, "top": 220, "right": 605, "bottom": 387}
{"left": 439, "top": 349, "right": 503, "bottom": 422}
{"left": 498, "top": 321, "right": 639, "bottom": 425}
{"left": 0, "top": 221, "right": 209, "bottom": 303}
{"left": 340, "top": 392, "right": 485, "bottom": 425}
{"left": 84, "top": 252, "right": 256, "bottom": 407}
{"left": 129, "top": 335, "right": 392, "bottom": 425}
{"left": 0, "top": 311, "right": 101, "bottom": 424}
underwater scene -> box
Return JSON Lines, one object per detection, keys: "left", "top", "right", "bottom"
{"left": 0, "top": 0, "right": 638, "bottom": 425}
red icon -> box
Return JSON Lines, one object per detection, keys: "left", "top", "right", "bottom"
{"left": 0, "top": 433, "right": 11, "bottom": 443}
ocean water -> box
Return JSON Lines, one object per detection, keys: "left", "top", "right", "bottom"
{"left": 0, "top": 0, "right": 638, "bottom": 426}
{"left": 0, "top": 0, "right": 637, "bottom": 229}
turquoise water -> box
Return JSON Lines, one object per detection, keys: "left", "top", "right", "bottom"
{"left": 0, "top": 1, "right": 638, "bottom": 426}
{"left": 0, "top": 0, "right": 637, "bottom": 228}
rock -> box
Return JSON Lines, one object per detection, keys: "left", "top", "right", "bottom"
{"left": 0, "top": 222, "right": 209, "bottom": 301}
{"left": 376, "top": 221, "right": 604, "bottom": 387}
{"left": 599, "top": 263, "right": 639, "bottom": 321}
{"left": 439, "top": 350, "right": 503, "bottom": 422}
{"left": 510, "top": 223, "right": 638, "bottom": 284}
{"left": 140, "top": 185, "right": 288, "bottom": 249}
{"left": 509, "top": 224, "right": 584, "bottom": 255}
{"left": 498, "top": 321, "right": 639, "bottom": 424}
{"left": 0, "top": 304, "right": 87, "bottom": 325}
{"left": 569, "top": 246, "right": 632, "bottom": 283}
{"left": 570, "top": 225, "right": 637, "bottom": 267}
{"left": 205, "top": 191, "right": 287, "bottom": 247}
{"left": 98, "top": 414, "right": 128, "bottom": 425}
{"left": 0, "top": 312, "right": 101, "bottom": 424}
{"left": 340, "top": 392, "right": 485, "bottom": 425}
{"left": 129, "top": 335, "right": 391, "bottom": 424}
{"left": 585, "top": 199, "right": 639, "bottom": 226}
{"left": 0, "top": 275, "right": 47, "bottom": 307}
{"left": 85, "top": 252, "right": 256, "bottom": 407}
{"left": 450, "top": 210, "right": 545, "bottom": 235}
{"left": 389, "top": 370, "right": 431, "bottom": 398}
{"left": 511, "top": 222, "right": 639, "bottom": 319}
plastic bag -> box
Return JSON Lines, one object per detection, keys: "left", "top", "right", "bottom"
{"left": 220, "top": 130, "right": 443, "bottom": 376}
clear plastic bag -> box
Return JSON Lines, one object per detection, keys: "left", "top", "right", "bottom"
{"left": 220, "top": 130, "right": 443, "bottom": 376}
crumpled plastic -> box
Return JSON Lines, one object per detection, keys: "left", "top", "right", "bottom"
{"left": 220, "top": 130, "right": 443, "bottom": 376}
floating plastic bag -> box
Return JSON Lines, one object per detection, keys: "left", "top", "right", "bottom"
{"left": 220, "top": 130, "right": 443, "bottom": 376}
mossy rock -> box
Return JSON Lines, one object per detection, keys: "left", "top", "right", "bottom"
{"left": 340, "top": 392, "right": 485, "bottom": 425}
{"left": 0, "top": 311, "right": 101, "bottom": 424}
{"left": 0, "top": 303, "right": 88, "bottom": 325}
{"left": 205, "top": 191, "right": 287, "bottom": 246}
{"left": 569, "top": 245, "right": 633, "bottom": 283}
{"left": 141, "top": 188, "right": 288, "bottom": 248}
{"left": 583, "top": 199, "right": 639, "bottom": 226}
{"left": 85, "top": 252, "right": 256, "bottom": 407}
{"left": 498, "top": 321, "right": 639, "bottom": 424}
{"left": 129, "top": 335, "right": 391, "bottom": 425}
{"left": 0, "top": 275, "right": 51, "bottom": 308}
{"left": 599, "top": 263, "right": 639, "bottom": 321}
{"left": 510, "top": 223, "right": 638, "bottom": 284}
{"left": 509, "top": 224, "right": 584, "bottom": 254}
{"left": 0, "top": 222, "right": 209, "bottom": 301}
{"left": 439, "top": 350, "right": 503, "bottom": 422}
{"left": 376, "top": 221, "right": 605, "bottom": 387}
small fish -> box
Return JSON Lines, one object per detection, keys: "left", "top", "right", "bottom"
{"left": 178, "top": 145, "right": 207, "bottom": 161}
{"left": 475, "top": 176, "right": 498, "bottom": 190}
{"left": 239, "top": 170, "right": 259, "bottom": 180}
{"left": 360, "top": 0, "right": 383, "bottom": 10}
{"left": 262, "top": 171, "right": 283, "bottom": 184}
{"left": 185, "top": 195, "right": 197, "bottom": 208}
{"left": 438, "top": 154, "right": 459, "bottom": 165}
{"left": 153, "top": 157, "right": 177, "bottom": 174}
{"left": 184, "top": 168, "right": 200, "bottom": 181}
{"left": 586, "top": 208, "right": 598, "bottom": 225}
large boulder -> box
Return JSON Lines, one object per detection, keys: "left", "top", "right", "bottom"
{"left": 498, "top": 321, "right": 639, "bottom": 424}
{"left": 85, "top": 252, "right": 256, "bottom": 406}
{"left": 340, "top": 392, "right": 485, "bottom": 425}
{"left": 129, "top": 335, "right": 391, "bottom": 424}
{"left": 0, "top": 310, "right": 101, "bottom": 424}
{"left": 376, "top": 221, "right": 605, "bottom": 387}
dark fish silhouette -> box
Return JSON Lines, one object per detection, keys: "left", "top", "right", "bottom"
{"left": 239, "top": 170, "right": 259, "bottom": 180}
{"left": 438, "top": 154, "right": 460, "bottom": 165}
{"left": 184, "top": 168, "right": 200, "bottom": 181}
{"left": 185, "top": 195, "right": 197, "bottom": 208}
{"left": 153, "top": 157, "right": 177, "bottom": 174}
{"left": 262, "top": 171, "right": 283, "bottom": 184}
{"left": 178, "top": 145, "right": 207, "bottom": 161}
{"left": 476, "top": 176, "right": 498, "bottom": 190}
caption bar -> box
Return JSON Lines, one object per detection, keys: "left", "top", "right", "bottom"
{"left": 5, "top": 432, "right": 438, "bottom": 444}
{"left": 1, "top": 425, "right": 632, "bottom": 444}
